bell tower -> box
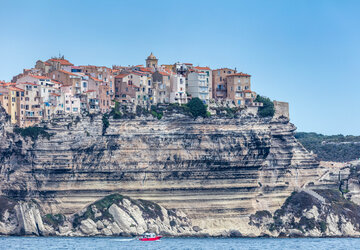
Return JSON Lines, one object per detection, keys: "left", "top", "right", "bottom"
{"left": 146, "top": 52, "right": 158, "bottom": 68}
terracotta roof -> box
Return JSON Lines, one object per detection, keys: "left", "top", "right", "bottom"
{"left": 85, "top": 90, "right": 96, "bottom": 93}
{"left": 243, "top": 90, "right": 252, "bottom": 93}
{"left": 29, "top": 74, "right": 50, "bottom": 80}
{"left": 139, "top": 67, "right": 153, "bottom": 73}
{"left": 20, "top": 82, "right": 37, "bottom": 86}
{"left": 214, "top": 68, "right": 235, "bottom": 71}
{"left": 227, "top": 73, "right": 251, "bottom": 77}
{"left": 194, "top": 66, "right": 211, "bottom": 71}
{"left": 115, "top": 74, "right": 129, "bottom": 79}
{"left": 2, "top": 82, "right": 16, "bottom": 87}
{"left": 50, "top": 93, "right": 61, "bottom": 96}
{"left": 90, "top": 76, "right": 102, "bottom": 82}
{"left": 44, "top": 62, "right": 51, "bottom": 66}
{"left": 51, "top": 80, "right": 62, "bottom": 85}
{"left": 158, "top": 71, "right": 170, "bottom": 76}
{"left": 8, "top": 86, "right": 25, "bottom": 92}
{"left": 48, "top": 58, "right": 74, "bottom": 66}
{"left": 58, "top": 70, "right": 79, "bottom": 77}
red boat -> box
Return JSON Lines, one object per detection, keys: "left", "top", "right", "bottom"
{"left": 138, "top": 233, "right": 162, "bottom": 241}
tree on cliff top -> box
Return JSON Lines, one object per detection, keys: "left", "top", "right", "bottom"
{"left": 255, "top": 95, "right": 275, "bottom": 117}
{"left": 186, "top": 97, "right": 208, "bottom": 118}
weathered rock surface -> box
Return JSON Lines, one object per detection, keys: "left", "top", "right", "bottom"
{"left": 248, "top": 189, "right": 360, "bottom": 237}
{"left": 0, "top": 193, "right": 194, "bottom": 236}
{"left": 0, "top": 107, "right": 340, "bottom": 236}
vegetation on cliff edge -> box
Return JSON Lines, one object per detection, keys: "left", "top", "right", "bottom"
{"left": 14, "top": 126, "right": 53, "bottom": 140}
{"left": 255, "top": 95, "right": 275, "bottom": 117}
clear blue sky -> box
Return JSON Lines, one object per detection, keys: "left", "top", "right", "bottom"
{"left": 0, "top": 0, "right": 359, "bottom": 135}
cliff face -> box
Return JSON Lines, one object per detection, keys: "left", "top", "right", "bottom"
{"left": 0, "top": 110, "right": 323, "bottom": 236}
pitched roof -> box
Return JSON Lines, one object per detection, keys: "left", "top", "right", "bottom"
{"left": 243, "top": 90, "right": 252, "bottom": 93}
{"left": 50, "top": 93, "right": 61, "bottom": 96}
{"left": 29, "top": 74, "right": 50, "bottom": 80}
{"left": 85, "top": 90, "right": 96, "bottom": 93}
{"left": 1, "top": 82, "right": 16, "bottom": 87}
{"left": 90, "top": 76, "right": 102, "bottom": 82}
{"left": 115, "top": 74, "right": 129, "bottom": 79}
{"left": 19, "top": 82, "right": 37, "bottom": 86}
{"left": 157, "top": 71, "right": 170, "bottom": 76}
{"left": 48, "top": 58, "right": 74, "bottom": 66}
{"left": 8, "top": 86, "right": 25, "bottom": 92}
{"left": 227, "top": 72, "right": 251, "bottom": 77}
{"left": 194, "top": 66, "right": 211, "bottom": 71}
{"left": 58, "top": 70, "right": 79, "bottom": 77}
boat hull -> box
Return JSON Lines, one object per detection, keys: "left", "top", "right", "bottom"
{"left": 139, "top": 236, "right": 162, "bottom": 241}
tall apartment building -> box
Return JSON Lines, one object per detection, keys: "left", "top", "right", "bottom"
{"left": 212, "top": 68, "right": 236, "bottom": 99}
{"left": 170, "top": 74, "right": 187, "bottom": 104}
{"left": 187, "top": 71, "right": 210, "bottom": 104}
{"left": 193, "top": 66, "right": 212, "bottom": 99}
{"left": 226, "top": 73, "right": 254, "bottom": 106}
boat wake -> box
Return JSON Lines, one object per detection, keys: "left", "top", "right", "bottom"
{"left": 113, "top": 238, "right": 135, "bottom": 242}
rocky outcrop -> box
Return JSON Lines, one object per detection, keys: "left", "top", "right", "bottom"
{"left": 0, "top": 194, "right": 194, "bottom": 236}
{"left": 0, "top": 108, "right": 326, "bottom": 236}
{"left": 248, "top": 189, "right": 360, "bottom": 237}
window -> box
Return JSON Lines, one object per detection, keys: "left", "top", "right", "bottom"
{"left": 220, "top": 77, "right": 222, "bottom": 81}
{"left": 238, "top": 100, "right": 241, "bottom": 105}
{"left": 83, "top": 82, "right": 87, "bottom": 88}
{"left": 238, "top": 79, "right": 241, "bottom": 83}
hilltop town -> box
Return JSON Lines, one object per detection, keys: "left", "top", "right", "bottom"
{"left": 0, "top": 53, "right": 268, "bottom": 127}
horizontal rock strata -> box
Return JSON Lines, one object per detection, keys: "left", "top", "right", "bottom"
{"left": 0, "top": 109, "right": 322, "bottom": 235}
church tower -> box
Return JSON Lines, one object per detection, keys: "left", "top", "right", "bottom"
{"left": 146, "top": 52, "right": 158, "bottom": 68}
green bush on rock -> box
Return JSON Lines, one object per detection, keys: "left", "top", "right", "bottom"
{"left": 255, "top": 95, "right": 275, "bottom": 117}
{"left": 14, "top": 126, "right": 53, "bottom": 140}
{"left": 186, "top": 97, "right": 208, "bottom": 118}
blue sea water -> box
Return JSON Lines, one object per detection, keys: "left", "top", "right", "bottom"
{"left": 0, "top": 237, "right": 359, "bottom": 250}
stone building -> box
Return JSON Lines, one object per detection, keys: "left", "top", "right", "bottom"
{"left": 212, "top": 68, "right": 236, "bottom": 99}
{"left": 226, "top": 73, "right": 254, "bottom": 106}
{"left": 152, "top": 71, "right": 171, "bottom": 103}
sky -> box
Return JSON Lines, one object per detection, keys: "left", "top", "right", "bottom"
{"left": 0, "top": 0, "right": 359, "bottom": 135}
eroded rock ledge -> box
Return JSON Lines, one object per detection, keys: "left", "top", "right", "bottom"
{"left": 0, "top": 107, "right": 338, "bottom": 236}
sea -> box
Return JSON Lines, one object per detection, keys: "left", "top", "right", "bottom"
{"left": 0, "top": 237, "right": 359, "bottom": 250}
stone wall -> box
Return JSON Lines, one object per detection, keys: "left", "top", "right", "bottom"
{"left": 273, "top": 101, "right": 289, "bottom": 119}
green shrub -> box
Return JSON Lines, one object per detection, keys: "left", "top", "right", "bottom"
{"left": 255, "top": 95, "right": 275, "bottom": 117}
{"left": 150, "top": 105, "right": 164, "bottom": 120}
{"left": 43, "top": 214, "right": 65, "bottom": 229}
{"left": 14, "top": 126, "right": 53, "bottom": 140}
{"left": 102, "top": 114, "right": 110, "bottom": 135}
{"left": 109, "top": 101, "right": 122, "bottom": 119}
{"left": 186, "top": 97, "right": 208, "bottom": 118}
{"left": 319, "top": 221, "right": 327, "bottom": 233}
{"left": 151, "top": 110, "right": 163, "bottom": 120}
